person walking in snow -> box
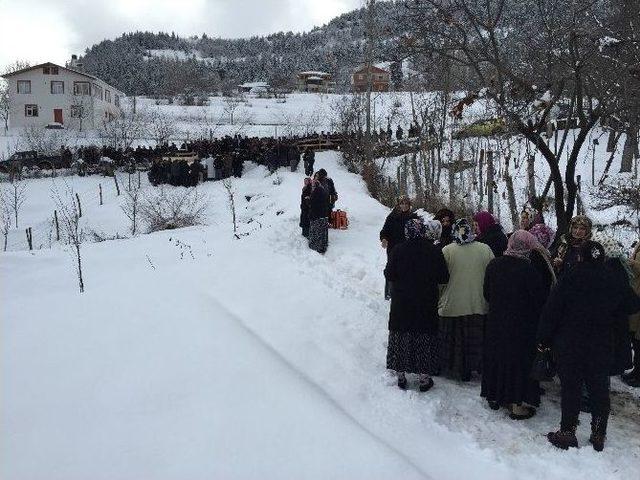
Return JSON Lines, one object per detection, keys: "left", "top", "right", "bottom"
{"left": 551, "top": 215, "right": 592, "bottom": 277}
{"left": 308, "top": 179, "right": 329, "bottom": 254}
{"left": 473, "top": 211, "right": 508, "bottom": 257}
{"left": 385, "top": 218, "right": 449, "bottom": 391}
{"left": 438, "top": 219, "right": 495, "bottom": 381}
{"left": 315, "top": 168, "right": 337, "bottom": 218}
{"left": 538, "top": 241, "right": 640, "bottom": 451}
{"left": 482, "top": 230, "right": 546, "bottom": 419}
{"left": 380, "top": 196, "right": 419, "bottom": 299}
{"left": 303, "top": 148, "right": 315, "bottom": 176}
{"left": 299, "top": 177, "right": 312, "bottom": 238}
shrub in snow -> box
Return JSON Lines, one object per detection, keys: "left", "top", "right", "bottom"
{"left": 140, "top": 186, "right": 208, "bottom": 232}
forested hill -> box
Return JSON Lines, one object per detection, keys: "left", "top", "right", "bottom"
{"left": 80, "top": 1, "right": 402, "bottom": 97}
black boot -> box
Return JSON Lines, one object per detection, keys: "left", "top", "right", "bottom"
{"left": 589, "top": 416, "right": 608, "bottom": 452}
{"left": 397, "top": 373, "right": 407, "bottom": 390}
{"left": 547, "top": 425, "right": 578, "bottom": 450}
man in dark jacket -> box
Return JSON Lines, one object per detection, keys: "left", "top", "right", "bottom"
{"left": 538, "top": 241, "right": 640, "bottom": 451}
{"left": 434, "top": 208, "right": 455, "bottom": 247}
{"left": 303, "top": 148, "right": 315, "bottom": 176}
{"left": 380, "top": 196, "right": 419, "bottom": 299}
{"left": 315, "top": 168, "right": 337, "bottom": 217}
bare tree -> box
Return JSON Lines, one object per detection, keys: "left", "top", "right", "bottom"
{"left": 222, "top": 178, "right": 238, "bottom": 236}
{"left": 222, "top": 95, "right": 243, "bottom": 125}
{"left": 0, "top": 193, "right": 11, "bottom": 251}
{"left": 68, "top": 93, "right": 92, "bottom": 132}
{"left": 19, "top": 124, "right": 69, "bottom": 155}
{"left": 400, "top": 0, "right": 632, "bottom": 233}
{"left": 52, "top": 187, "right": 85, "bottom": 293}
{"left": 100, "top": 105, "right": 146, "bottom": 151}
{"left": 0, "top": 82, "right": 9, "bottom": 134}
{"left": 121, "top": 185, "right": 141, "bottom": 235}
{"left": 140, "top": 186, "right": 208, "bottom": 232}
{"left": 1, "top": 181, "right": 26, "bottom": 228}
{"left": 146, "top": 109, "right": 177, "bottom": 146}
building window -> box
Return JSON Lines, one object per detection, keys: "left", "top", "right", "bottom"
{"left": 70, "top": 105, "right": 83, "bottom": 118}
{"left": 74, "top": 81, "right": 91, "bottom": 96}
{"left": 17, "top": 80, "right": 31, "bottom": 94}
{"left": 105, "top": 89, "right": 111, "bottom": 103}
{"left": 51, "top": 81, "right": 64, "bottom": 94}
{"left": 43, "top": 66, "right": 59, "bottom": 75}
{"left": 93, "top": 83, "right": 103, "bottom": 101}
{"left": 114, "top": 94, "right": 120, "bottom": 107}
{"left": 25, "top": 104, "right": 38, "bottom": 117}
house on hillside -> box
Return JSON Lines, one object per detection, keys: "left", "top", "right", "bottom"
{"left": 238, "top": 81, "right": 270, "bottom": 94}
{"left": 296, "top": 71, "right": 334, "bottom": 93}
{"left": 1, "top": 57, "right": 124, "bottom": 131}
{"left": 352, "top": 65, "right": 390, "bottom": 92}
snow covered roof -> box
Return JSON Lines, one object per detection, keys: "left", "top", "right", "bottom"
{"left": 298, "top": 71, "right": 331, "bottom": 78}
{"left": 239, "top": 82, "right": 270, "bottom": 89}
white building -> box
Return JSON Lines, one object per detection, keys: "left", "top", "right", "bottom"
{"left": 1, "top": 60, "right": 124, "bottom": 131}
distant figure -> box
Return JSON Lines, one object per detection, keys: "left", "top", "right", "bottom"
{"left": 396, "top": 125, "right": 404, "bottom": 141}
{"left": 303, "top": 148, "right": 315, "bottom": 176}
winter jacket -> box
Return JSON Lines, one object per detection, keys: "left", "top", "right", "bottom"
{"left": 379, "top": 209, "right": 419, "bottom": 258}
{"left": 384, "top": 238, "right": 449, "bottom": 334}
{"left": 299, "top": 185, "right": 312, "bottom": 228}
{"left": 537, "top": 262, "right": 640, "bottom": 372}
{"left": 438, "top": 241, "right": 495, "bottom": 317}
{"left": 477, "top": 223, "right": 508, "bottom": 257}
{"left": 308, "top": 185, "right": 329, "bottom": 221}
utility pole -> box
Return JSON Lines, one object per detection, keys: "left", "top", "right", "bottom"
{"left": 364, "top": 0, "right": 375, "bottom": 168}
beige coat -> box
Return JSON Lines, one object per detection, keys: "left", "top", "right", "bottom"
{"left": 438, "top": 241, "right": 495, "bottom": 317}
{"left": 630, "top": 243, "right": 640, "bottom": 339}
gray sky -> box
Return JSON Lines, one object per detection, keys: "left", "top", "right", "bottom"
{"left": 0, "top": 0, "right": 361, "bottom": 69}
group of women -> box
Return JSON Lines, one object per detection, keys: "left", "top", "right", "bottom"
{"left": 380, "top": 197, "right": 640, "bottom": 452}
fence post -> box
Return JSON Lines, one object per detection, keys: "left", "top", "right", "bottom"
{"left": 54, "top": 210, "right": 60, "bottom": 241}
{"left": 26, "top": 227, "right": 33, "bottom": 250}
{"left": 99, "top": 183, "right": 103, "bottom": 206}
{"left": 75, "top": 193, "right": 82, "bottom": 218}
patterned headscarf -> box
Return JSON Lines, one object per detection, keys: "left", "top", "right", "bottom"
{"left": 592, "top": 230, "right": 633, "bottom": 278}
{"left": 405, "top": 218, "right": 426, "bottom": 240}
{"left": 569, "top": 215, "right": 593, "bottom": 243}
{"left": 424, "top": 219, "right": 443, "bottom": 242}
{"left": 505, "top": 230, "right": 540, "bottom": 260}
{"left": 452, "top": 219, "right": 476, "bottom": 245}
{"left": 529, "top": 223, "right": 556, "bottom": 250}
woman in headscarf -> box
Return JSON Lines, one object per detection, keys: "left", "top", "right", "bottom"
{"left": 551, "top": 215, "right": 592, "bottom": 277}
{"left": 385, "top": 218, "right": 449, "bottom": 391}
{"left": 299, "top": 177, "right": 312, "bottom": 237}
{"left": 438, "top": 219, "right": 495, "bottom": 381}
{"left": 529, "top": 223, "right": 557, "bottom": 295}
{"left": 434, "top": 208, "right": 455, "bottom": 247}
{"left": 307, "top": 179, "right": 329, "bottom": 254}
{"left": 482, "top": 230, "right": 546, "bottom": 419}
{"left": 380, "top": 196, "right": 419, "bottom": 299}
{"left": 473, "top": 210, "right": 508, "bottom": 257}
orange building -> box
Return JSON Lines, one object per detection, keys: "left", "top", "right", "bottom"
{"left": 351, "top": 65, "right": 390, "bottom": 92}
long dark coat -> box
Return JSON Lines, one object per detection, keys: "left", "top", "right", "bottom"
{"left": 384, "top": 238, "right": 449, "bottom": 334}
{"left": 537, "top": 262, "right": 640, "bottom": 373}
{"left": 299, "top": 184, "right": 312, "bottom": 233}
{"left": 379, "top": 209, "right": 419, "bottom": 258}
{"left": 477, "top": 224, "right": 508, "bottom": 257}
{"left": 482, "top": 255, "right": 545, "bottom": 406}
{"left": 308, "top": 185, "right": 329, "bottom": 221}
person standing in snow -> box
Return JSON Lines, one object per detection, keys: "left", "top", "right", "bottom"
{"left": 624, "top": 241, "right": 640, "bottom": 387}
{"left": 396, "top": 125, "right": 403, "bottom": 141}
{"left": 315, "top": 168, "right": 337, "bottom": 218}
{"left": 385, "top": 218, "right": 449, "bottom": 391}
{"left": 538, "top": 241, "right": 640, "bottom": 451}
{"left": 473, "top": 211, "right": 508, "bottom": 257}
{"left": 438, "top": 219, "right": 494, "bottom": 381}
{"left": 303, "top": 148, "right": 315, "bottom": 176}
{"left": 551, "top": 215, "right": 592, "bottom": 277}
{"left": 434, "top": 208, "right": 455, "bottom": 248}
{"left": 482, "top": 230, "right": 545, "bottom": 419}
{"left": 299, "top": 177, "right": 312, "bottom": 238}
{"left": 308, "top": 179, "right": 329, "bottom": 254}
{"left": 380, "top": 196, "right": 419, "bottom": 299}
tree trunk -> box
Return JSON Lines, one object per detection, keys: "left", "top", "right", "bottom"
{"left": 505, "top": 173, "right": 519, "bottom": 231}
{"left": 409, "top": 153, "right": 424, "bottom": 206}
{"left": 620, "top": 126, "right": 638, "bottom": 173}
{"left": 487, "top": 150, "right": 494, "bottom": 214}
{"left": 527, "top": 155, "right": 536, "bottom": 202}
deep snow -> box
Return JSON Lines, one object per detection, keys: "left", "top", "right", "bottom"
{"left": 1, "top": 152, "right": 640, "bottom": 480}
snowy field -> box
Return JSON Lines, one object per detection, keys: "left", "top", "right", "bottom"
{"left": 2, "top": 152, "right": 639, "bottom": 480}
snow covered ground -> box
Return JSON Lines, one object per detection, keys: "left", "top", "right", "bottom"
{"left": 2, "top": 152, "right": 639, "bottom": 479}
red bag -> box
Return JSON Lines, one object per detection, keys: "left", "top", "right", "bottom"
{"left": 335, "top": 209, "right": 348, "bottom": 230}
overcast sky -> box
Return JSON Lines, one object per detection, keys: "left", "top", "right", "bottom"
{"left": 0, "top": 0, "right": 362, "bottom": 69}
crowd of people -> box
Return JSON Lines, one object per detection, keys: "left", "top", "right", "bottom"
{"left": 380, "top": 199, "right": 640, "bottom": 452}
